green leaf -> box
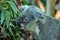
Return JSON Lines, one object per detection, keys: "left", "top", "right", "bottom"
{"left": 4, "top": 10, "right": 10, "bottom": 27}
{"left": 6, "top": 1, "right": 18, "bottom": 13}
{"left": 1, "top": 12, "right": 4, "bottom": 25}
{"left": 10, "top": 9, "right": 13, "bottom": 18}
{"left": 0, "top": 5, "right": 4, "bottom": 25}
{"left": 2, "top": 27, "right": 12, "bottom": 36}
{"left": 14, "top": 13, "right": 18, "bottom": 19}
{"left": 0, "top": 5, "right": 3, "bottom": 11}
{"left": 8, "top": 27, "right": 15, "bottom": 40}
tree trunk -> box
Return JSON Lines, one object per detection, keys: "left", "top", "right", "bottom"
{"left": 46, "top": 0, "right": 55, "bottom": 17}
{"left": 36, "top": 0, "right": 45, "bottom": 12}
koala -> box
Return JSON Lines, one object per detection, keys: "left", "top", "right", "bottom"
{"left": 18, "top": 5, "right": 60, "bottom": 40}
{"left": 17, "top": 5, "right": 47, "bottom": 28}
{"left": 17, "top": 5, "right": 46, "bottom": 40}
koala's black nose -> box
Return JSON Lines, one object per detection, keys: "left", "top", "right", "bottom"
{"left": 17, "top": 16, "right": 26, "bottom": 27}
{"left": 24, "top": 17, "right": 29, "bottom": 22}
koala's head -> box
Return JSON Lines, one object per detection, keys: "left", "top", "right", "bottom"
{"left": 19, "top": 5, "right": 46, "bottom": 25}
{"left": 25, "top": 6, "right": 46, "bottom": 24}
{"left": 17, "top": 15, "right": 33, "bottom": 28}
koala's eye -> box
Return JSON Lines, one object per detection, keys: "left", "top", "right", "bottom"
{"left": 23, "top": 17, "right": 29, "bottom": 22}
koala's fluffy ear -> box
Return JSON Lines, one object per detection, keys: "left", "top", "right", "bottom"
{"left": 19, "top": 5, "right": 28, "bottom": 12}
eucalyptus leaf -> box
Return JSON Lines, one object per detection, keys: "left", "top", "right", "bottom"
{"left": 1, "top": 12, "right": 4, "bottom": 25}
{"left": 6, "top": 1, "right": 18, "bottom": 13}
{"left": 10, "top": 9, "right": 13, "bottom": 18}
{"left": 0, "top": 5, "right": 3, "bottom": 25}
{"left": 0, "top": 5, "right": 3, "bottom": 11}
{"left": 3, "top": 27, "right": 12, "bottom": 36}
{"left": 4, "top": 10, "right": 10, "bottom": 28}
{"left": 8, "top": 27, "right": 15, "bottom": 40}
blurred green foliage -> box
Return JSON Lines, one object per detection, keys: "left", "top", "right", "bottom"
{"left": 0, "top": 0, "right": 21, "bottom": 40}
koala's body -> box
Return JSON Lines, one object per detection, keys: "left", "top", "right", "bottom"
{"left": 17, "top": 5, "right": 45, "bottom": 40}
{"left": 17, "top": 5, "right": 60, "bottom": 40}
